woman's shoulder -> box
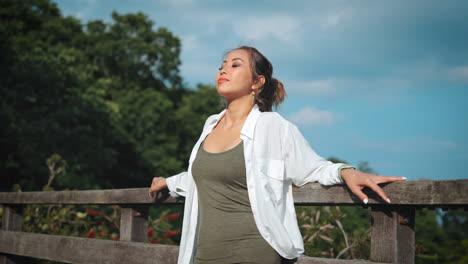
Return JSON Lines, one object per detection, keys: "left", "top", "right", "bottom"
{"left": 258, "top": 111, "right": 291, "bottom": 127}
{"left": 256, "top": 111, "right": 294, "bottom": 135}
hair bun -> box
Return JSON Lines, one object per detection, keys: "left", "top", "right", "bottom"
{"left": 234, "top": 46, "right": 286, "bottom": 111}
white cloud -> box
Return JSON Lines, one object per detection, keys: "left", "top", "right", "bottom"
{"left": 287, "top": 107, "right": 341, "bottom": 126}
{"left": 286, "top": 77, "right": 411, "bottom": 101}
{"left": 320, "top": 8, "right": 353, "bottom": 29}
{"left": 352, "top": 135, "right": 459, "bottom": 153}
{"left": 287, "top": 79, "right": 338, "bottom": 96}
{"left": 234, "top": 15, "right": 301, "bottom": 44}
{"left": 448, "top": 66, "right": 468, "bottom": 84}
{"left": 69, "top": 5, "right": 94, "bottom": 20}
{"left": 164, "top": 0, "right": 195, "bottom": 7}
{"left": 181, "top": 34, "right": 199, "bottom": 52}
{"left": 180, "top": 59, "right": 216, "bottom": 85}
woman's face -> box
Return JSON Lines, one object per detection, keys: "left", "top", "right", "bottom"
{"left": 215, "top": 49, "right": 256, "bottom": 101}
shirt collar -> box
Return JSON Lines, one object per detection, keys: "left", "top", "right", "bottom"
{"left": 207, "top": 104, "right": 261, "bottom": 140}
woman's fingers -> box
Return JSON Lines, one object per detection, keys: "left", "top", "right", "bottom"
{"left": 366, "top": 180, "right": 391, "bottom": 203}
{"left": 348, "top": 184, "right": 369, "bottom": 204}
{"left": 349, "top": 182, "right": 390, "bottom": 204}
{"left": 372, "top": 175, "right": 407, "bottom": 184}
{"left": 148, "top": 177, "right": 159, "bottom": 199}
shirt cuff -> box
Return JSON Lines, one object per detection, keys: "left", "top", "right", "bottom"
{"left": 338, "top": 165, "right": 357, "bottom": 182}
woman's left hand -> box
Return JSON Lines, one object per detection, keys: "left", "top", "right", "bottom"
{"left": 340, "top": 168, "right": 406, "bottom": 204}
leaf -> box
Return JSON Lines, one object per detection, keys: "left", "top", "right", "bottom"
{"left": 319, "top": 234, "right": 333, "bottom": 243}
{"left": 76, "top": 212, "right": 87, "bottom": 219}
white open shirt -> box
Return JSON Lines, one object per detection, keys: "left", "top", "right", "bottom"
{"left": 166, "top": 104, "right": 354, "bottom": 263}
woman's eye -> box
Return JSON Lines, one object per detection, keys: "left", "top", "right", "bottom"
{"left": 218, "top": 64, "right": 240, "bottom": 70}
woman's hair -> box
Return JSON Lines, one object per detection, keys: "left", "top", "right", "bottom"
{"left": 230, "top": 46, "right": 286, "bottom": 112}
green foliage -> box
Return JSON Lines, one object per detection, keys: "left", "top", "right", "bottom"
{"left": 21, "top": 203, "right": 181, "bottom": 244}
{"left": 295, "top": 156, "right": 372, "bottom": 259}
{"left": 297, "top": 205, "right": 371, "bottom": 259}
{"left": 0, "top": 0, "right": 220, "bottom": 191}
{"left": 416, "top": 208, "right": 468, "bottom": 264}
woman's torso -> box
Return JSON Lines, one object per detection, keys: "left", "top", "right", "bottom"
{"left": 191, "top": 139, "right": 282, "bottom": 264}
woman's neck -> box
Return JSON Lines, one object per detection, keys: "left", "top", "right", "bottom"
{"left": 223, "top": 97, "right": 253, "bottom": 128}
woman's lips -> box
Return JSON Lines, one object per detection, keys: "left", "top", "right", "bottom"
{"left": 217, "top": 78, "right": 229, "bottom": 84}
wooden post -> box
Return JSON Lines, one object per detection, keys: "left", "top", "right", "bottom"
{"left": 370, "top": 206, "right": 415, "bottom": 264}
{"left": 0, "top": 205, "right": 23, "bottom": 264}
{"left": 120, "top": 206, "right": 148, "bottom": 242}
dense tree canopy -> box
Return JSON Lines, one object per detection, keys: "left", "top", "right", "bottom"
{"left": 0, "top": 0, "right": 222, "bottom": 191}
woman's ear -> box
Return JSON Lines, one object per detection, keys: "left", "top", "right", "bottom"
{"left": 252, "top": 75, "right": 265, "bottom": 90}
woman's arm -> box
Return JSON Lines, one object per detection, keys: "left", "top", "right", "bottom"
{"left": 148, "top": 171, "right": 189, "bottom": 199}
{"left": 283, "top": 121, "right": 406, "bottom": 203}
{"left": 283, "top": 122, "right": 350, "bottom": 186}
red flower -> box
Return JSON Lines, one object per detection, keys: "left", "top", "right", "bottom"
{"left": 86, "top": 209, "right": 99, "bottom": 216}
{"left": 98, "top": 232, "right": 104, "bottom": 237}
{"left": 87, "top": 229, "right": 96, "bottom": 238}
{"left": 161, "top": 230, "right": 179, "bottom": 238}
{"left": 147, "top": 227, "right": 154, "bottom": 237}
{"left": 166, "top": 213, "right": 180, "bottom": 222}
{"left": 150, "top": 240, "right": 162, "bottom": 244}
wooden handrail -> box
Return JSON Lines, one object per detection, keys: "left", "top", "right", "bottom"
{"left": 1, "top": 179, "right": 467, "bottom": 264}
{"left": 0, "top": 179, "right": 466, "bottom": 206}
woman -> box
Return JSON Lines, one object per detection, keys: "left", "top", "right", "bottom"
{"left": 148, "top": 46, "right": 406, "bottom": 264}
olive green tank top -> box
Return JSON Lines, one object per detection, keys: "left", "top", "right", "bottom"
{"left": 191, "top": 139, "right": 282, "bottom": 264}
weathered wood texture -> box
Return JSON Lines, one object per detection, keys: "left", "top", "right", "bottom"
{"left": 1, "top": 206, "right": 22, "bottom": 231}
{"left": 0, "top": 179, "right": 466, "bottom": 264}
{"left": 370, "top": 207, "right": 415, "bottom": 264}
{"left": 295, "top": 256, "right": 388, "bottom": 264}
{"left": 396, "top": 208, "right": 416, "bottom": 264}
{"left": 0, "top": 230, "right": 387, "bottom": 264}
{"left": 293, "top": 179, "right": 468, "bottom": 206}
{"left": 120, "top": 207, "right": 148, "bottom": 242}
{"left": 1, "top": 179, "right": 467, "bottom": 206}
{"left": 0, "top": 206, "right": 23, "bottom": 264}
{"left": 0, "top": 188, "right": 182, "bottom": 205}
{"left": 0, "top": 231, "right": 179, "bottom": 264}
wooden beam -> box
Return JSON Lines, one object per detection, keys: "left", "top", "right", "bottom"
{"left": 1, "top": 206, "right": 22, "bottom": 231}
{"left": 0, "top": 231, "right": 179, "bottom": 264}
{"left": 0, "top": 231, "right": 388, "bottom": 264}
{"left": 120, "top": 207, "right": 148, "bottom": 242}
{"left": 1, "top": 179, "right": 466, "bottom": 206}
{"left": 0, "top": 188, "right": 183, "bottom": 205}
{"left": 0, "top": 205, "right": 23, "bottom": 264}
{"left": 293, "top": 179, "right": 468, "bottom": 206}
{"left": 397, "top": 207, "right": 415, "bottom": 264}
{"left": 370, "top": 206, "right": 415, "bottom": 264}
{"left": 295, "top": 256, "right": 388, "bottom": 263}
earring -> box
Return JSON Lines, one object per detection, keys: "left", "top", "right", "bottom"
{"left": 251, "top": 90, "right": 255, "bottom": 105}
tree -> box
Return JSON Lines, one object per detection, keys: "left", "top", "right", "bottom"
{"left": 0, "top": 0, "right": 220, "bottom": 191}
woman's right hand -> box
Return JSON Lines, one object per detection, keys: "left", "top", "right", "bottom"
{"left": 148, "top": 177, "right": 168, "bottom": 199}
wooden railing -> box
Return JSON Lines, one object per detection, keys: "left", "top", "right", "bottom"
{"left": 1, "top": 179, "right": 467, "bottom": 264}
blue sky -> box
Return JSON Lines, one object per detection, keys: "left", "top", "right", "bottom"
{"left": 54, "top": 0, "right": 468, "bottom": 181}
